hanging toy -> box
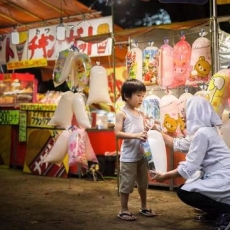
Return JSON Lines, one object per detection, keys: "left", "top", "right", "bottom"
{"left": 172, "top": 33, "right": 191, "bottom": 87}
{"left": 73, "top": 52, "right": 92, "bottom": 91}
{"left": 187, "top": 29, "right": 211, "bottom": 86}
{"left": 142, "top": 41, "right": 159, "bottom": 86}
{"left": 126, "top": 40, "right": 142, "bottom": 81}
{"left": 158, "top": 38, "right": 174, "bottom": 88}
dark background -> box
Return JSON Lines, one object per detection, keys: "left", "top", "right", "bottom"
{"left": 79, "top": 0, "right": 230, "bottom": 32}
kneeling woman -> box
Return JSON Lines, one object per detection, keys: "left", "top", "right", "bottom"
{"left": 152, "top": 96, "right": 230, "bottom": 230}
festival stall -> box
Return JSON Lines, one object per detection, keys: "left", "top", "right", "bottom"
{"left": 1, "top": 12, "right": 230, "bottom": 189}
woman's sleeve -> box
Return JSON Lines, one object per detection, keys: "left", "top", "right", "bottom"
{"left": 177, "top": 132, "right": 208, "bottom": 179}
{"left": 173, "top": 135, "right": 191, "bottom": 153}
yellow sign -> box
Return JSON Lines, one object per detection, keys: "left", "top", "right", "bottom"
{"left": 7, "top": 58, "right": 47, "bottom": 70}
{"left": 19, "top": 111, "right": 27, "bottom": 142}
{"left": 28, "top": 111, "right": 54, "bottom": 128}
{"left": 20, "top": 103, "right": 57, "bottom": 111}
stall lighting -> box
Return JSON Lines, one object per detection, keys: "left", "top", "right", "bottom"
{"left": 11, "top": 27, "right": 20, "bottom": 45}
{"left": 56, "top": 18, "right": 66, "bottom": 41}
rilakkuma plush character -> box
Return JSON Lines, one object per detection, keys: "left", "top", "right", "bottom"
{"left": 190, "top": 56, "right": 211, "bottom": 81}
{"left": 163, "top": 114, "right": 178, "bottom": 137}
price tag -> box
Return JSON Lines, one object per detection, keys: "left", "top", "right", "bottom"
{"left": 0, "top": 110, "right": 19, "bottom": 125}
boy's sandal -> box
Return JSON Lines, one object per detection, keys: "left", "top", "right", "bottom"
{"left": 118, "top": 212, "right": 137, "bottom": 221}
{"left": 139, "top": 209, "right": 157, "bottom": 217}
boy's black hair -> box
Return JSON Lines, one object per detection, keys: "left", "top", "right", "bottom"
{"left": 121, "top": 79, "right": 146, "bottom": 101}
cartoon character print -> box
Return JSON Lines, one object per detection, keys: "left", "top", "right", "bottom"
{"left": 163, "top": 113, "right": 186, "bottom": 137}
{"left": 177, "top": 113, "right": 186, "bottom": 136}
{"left": 142, "top": 49, "right": 159, "bottom": 85}
{"left": 126, "top": 51, "right": 137, "bottom": 79}
{"left": 207, "top": 71, "right": 230, "bottom": 117}
{"left": 173, "top": 60, "right": 188, "bottom": 82}
{"left": 189, "top": 56, "right": 211, "bottom": 81}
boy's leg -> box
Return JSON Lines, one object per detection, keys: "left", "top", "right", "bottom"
{"left": 118, "top": 162, "right": 137, "bottom": 220}
{"left": 136, "top": 158, "right": 157, "bottom": 217}
{"left": 120, "top": 192, "right": 129, "bottom": 213}
{"left": 138, "top": 187, "right": 147, "bottom": 210}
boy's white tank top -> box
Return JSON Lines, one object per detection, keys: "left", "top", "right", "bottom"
{"left": 120, "top": 108, "right": 144, "bottom": 162}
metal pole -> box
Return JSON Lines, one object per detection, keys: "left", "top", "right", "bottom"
{"left": 110, "top": 0, "right": 120, "bottom": 196}
{"left": 210, "top": 0, "right": 220, "bottom": 73}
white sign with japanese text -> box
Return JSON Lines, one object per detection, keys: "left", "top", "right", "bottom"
{"left": 0, "top": 16, "right": 113, "bottom": 64}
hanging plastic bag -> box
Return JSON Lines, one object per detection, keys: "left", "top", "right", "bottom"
{"left": 160, "top": 94, "right": 183, "bottom": 137}
{"left": 68, "top": 127, "right": 98, "bottom": 168}
{"left": 68, "top": 127, "right": 88, "bottom": 168}
{"left": 140, "top": 94, "right": 161, "bottom": 127}
{"left": 87, "top": 63, "right": 112, "bottom": 105}
{"left": 43, "top": 130, "right": 70, "bottom": 165}
{"left": 142, "top": 42, "right": 159, "bottom": 86}
{"left": 158, "top": 38, "right": 174, "bottom": 87}
{"left": 53, "top": 49, "right": 74, "bottom": 87}
{"left": 207, "top": 68, "right": 230, "bottom": 117}
{"left": 172, "top": 34, "right": 191, "bottom": 87}
{"left": 48, "top": 91, "right": 74, "bottom": 129}
{"left": 187, "top": 30, "right": 211, "bottom": 86}
{"left": 73, "top": 52, "right": 91, "bottom": 91}
{"left": 126, "top": 43, "right": 142, "bottom": 81}
{"left": 72, "top": 92, "right": 91, "bottom": 129}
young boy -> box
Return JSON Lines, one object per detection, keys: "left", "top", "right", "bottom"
{"left": 115, "top": 79, "right": 156, "bottom": 221}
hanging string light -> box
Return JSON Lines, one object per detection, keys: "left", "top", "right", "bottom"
{"left": 56, "top": 0, "right": 66, "bottom": 41}
{"left": 11, "top": 26, "right": 19, "bottom": 44}
{"left": 56, "top": 17, "right": 66, "bottom": 40}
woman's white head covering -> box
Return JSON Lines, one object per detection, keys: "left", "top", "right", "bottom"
{"left": 186, "top": 96, "right": 222, "bottom": 135}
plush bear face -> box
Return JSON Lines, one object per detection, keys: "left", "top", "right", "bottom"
{"left": 194, "top": 56, "right": 211, "bottom": 78}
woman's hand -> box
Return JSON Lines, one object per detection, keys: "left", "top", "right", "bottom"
{"left": 149, "top": 170, "right": 167, "bottom": 182}
{"left": 150, "top": 120, "right": 162, "bottom": 132}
